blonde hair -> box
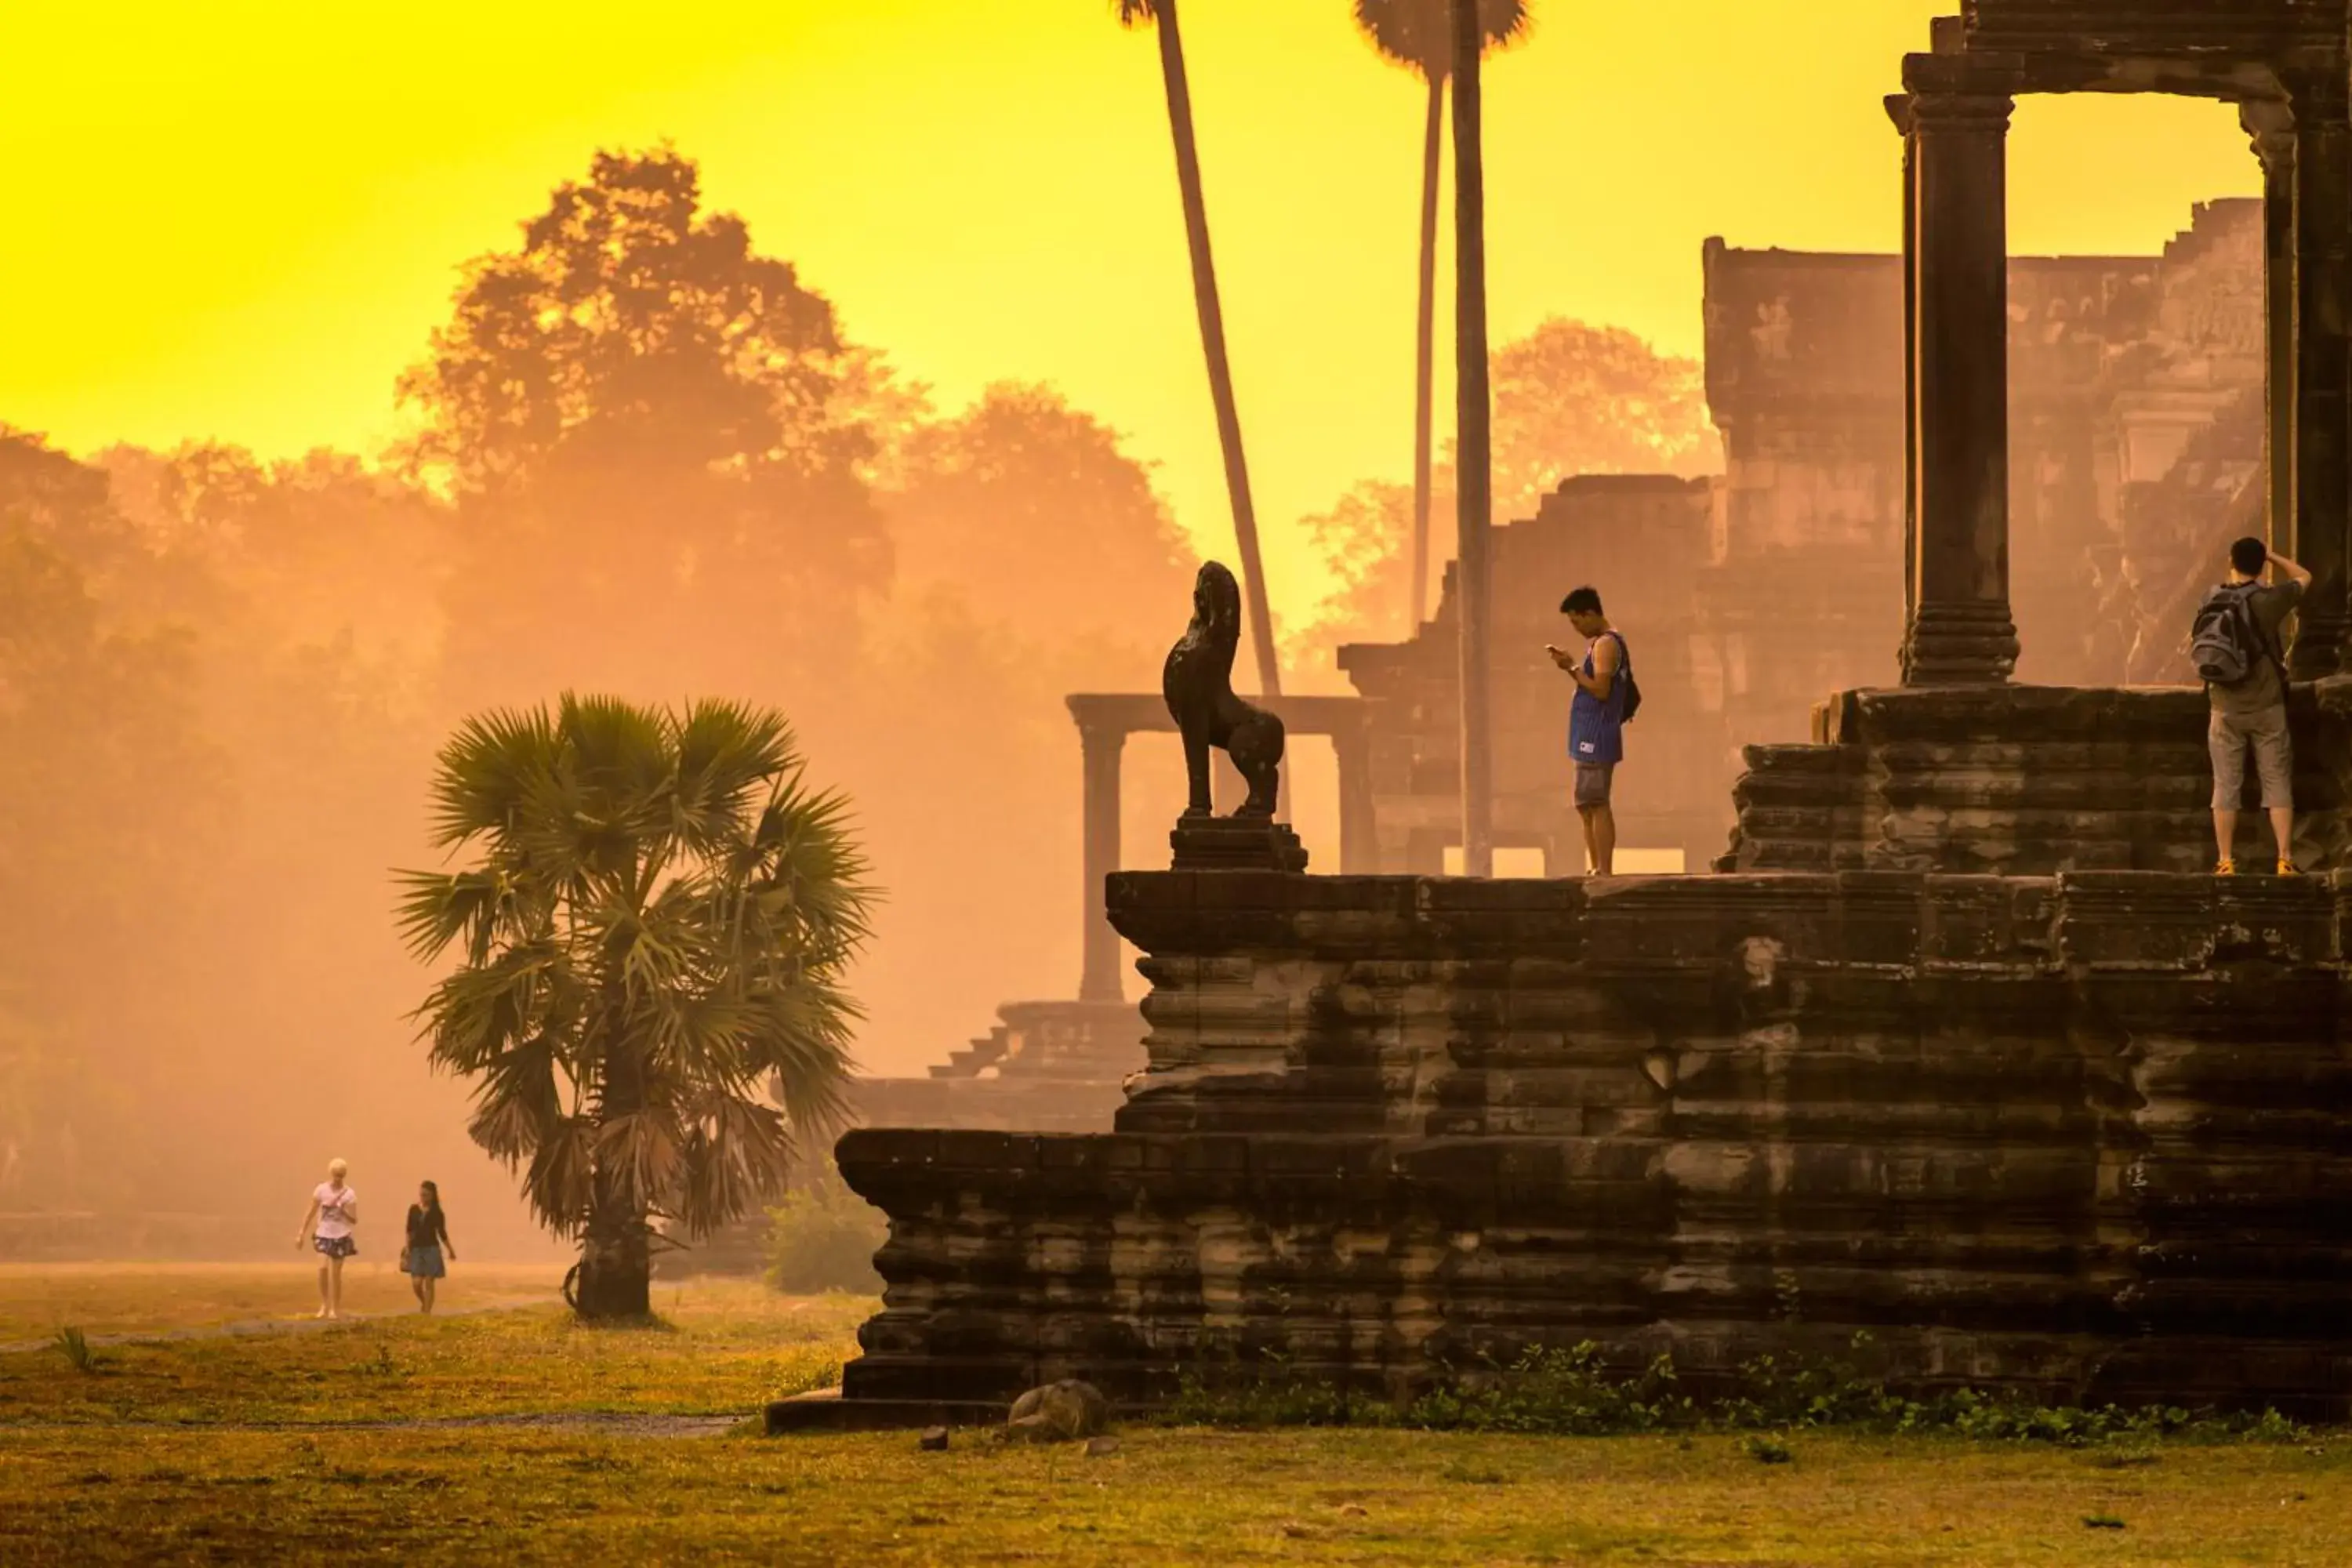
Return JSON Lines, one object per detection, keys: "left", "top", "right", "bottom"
{"left": 327, "top": 1157, "right": 349, "bottom": 1178}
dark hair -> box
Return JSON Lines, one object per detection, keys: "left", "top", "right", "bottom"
{"left": 2230, "top": 536, "right": 2268, "bottom": 575}
{"left": 419, "top": 1179, "right": 442, "bottom": 1217}
{"left": 1560, "top": 586, "right": 1603, "bottom": 616}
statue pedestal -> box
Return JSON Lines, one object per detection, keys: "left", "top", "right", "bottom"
{"left": 1169, "top": 815, "right": 1308, "bottom": 873}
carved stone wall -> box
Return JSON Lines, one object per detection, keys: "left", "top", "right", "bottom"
{"left": 834, "top": 871, "right": 2352, "bottom": 1419}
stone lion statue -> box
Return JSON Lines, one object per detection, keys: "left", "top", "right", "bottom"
{"left": 1162, "top": 561, "right": 1285, "bottom": 819}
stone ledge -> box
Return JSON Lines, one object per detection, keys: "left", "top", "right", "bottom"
{"left": 763, "top": 1387, "right": 1010, "bottom": 1434}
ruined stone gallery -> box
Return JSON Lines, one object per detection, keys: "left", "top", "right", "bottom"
{"left": 795, "top": 2, "right": 2352, "bottom": 1430}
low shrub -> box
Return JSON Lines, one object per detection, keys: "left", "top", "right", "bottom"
{"left": 1165, "top": 1332, "right": 2316, "bottom": 1447}
{"left": 763, "top": 1168, "right": 886, "bottom": 1294}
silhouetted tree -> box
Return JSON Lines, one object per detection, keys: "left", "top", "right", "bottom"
{"left": 1489, "top": 319, "right": 1714, "bottom": 517}
{"left": 1287, "top": 317, "right": 1706, "bottom": 677}
{"left": 884, "top": 383, "right": 1195, "bottom": 648}
{"left": 397, "top": 148, "right": 887, "bottom": 703}
{"left": 0, "top": 432, "right": 224, "bottom": 1212}
{"left": 1115, "top": 0, "right": 1282, "bottom": 696}
{"left": 1351, "top": 0, "right": 1528, "bottom": 627}
{"left": 397, "top": 695, "right": 872, "bottom": 1319}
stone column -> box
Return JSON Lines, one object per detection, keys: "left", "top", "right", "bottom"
{"left": 2245, "top": 100, "right": 2299, "bottom": 557}
{"left": 1898, "top": 56, "right": 2020, "bottom": 685}
{"left": 1332, "top": 723, "right": 1377, "bottom": 874}
{"left": 1076, "top": 721, "right": 1126, "bottom": 1003}
{"left": 2287, "top": 74, "right": 2350, "bottom": 679}
{"left": 1888, "top": 93, "right": 1920, "bottom": 647}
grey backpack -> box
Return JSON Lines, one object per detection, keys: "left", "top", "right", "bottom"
{"left": 2190, "top": 583, "right": 2270, "bottom": 687}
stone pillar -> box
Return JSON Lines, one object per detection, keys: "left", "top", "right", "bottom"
{"left": 1898, "top": 56, "right": 2020, "bottom": 685}
{"left": 2288, "top": 74, "right": 2351, "bottom": 680}
{"left": 2245, "top": 100, "right": 2299, "bottom": 557}
{"left": 1077, "top": 721, "right": 1126, "bottom": 1003}
{"left": 1332, "top": 723, "right": 1377, "bottom": 874}
{"left": 1889, "top": 93, "right": 1920, "bottom": 648}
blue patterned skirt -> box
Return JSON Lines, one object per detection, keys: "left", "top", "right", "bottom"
{"left": 401, "top": 1244, "right": 445, "bottom": 1278}
{"left": 312, "top": 1234, "right": 357, "bottom": 1260}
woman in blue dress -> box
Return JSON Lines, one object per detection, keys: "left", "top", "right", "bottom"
{"left": 401, "top": 1180, "right": 457, "bottom": 1314}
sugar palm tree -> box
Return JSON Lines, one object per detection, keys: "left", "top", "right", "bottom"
{"left": 396, "top": 695, "right": 873, "bottom": 1319}
{"left": 1352, "top": 0, "right": 1529, "bottom": 629}
{"left": 1450, "top": 0, "right": 1505, "bottom": 877}
{"left": 1116, "top": 0, "right": 1282, "bottom": 696}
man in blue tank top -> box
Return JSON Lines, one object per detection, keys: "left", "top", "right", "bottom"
{"left": 1547, "top": 585, "right": 1627, "bottom": 875}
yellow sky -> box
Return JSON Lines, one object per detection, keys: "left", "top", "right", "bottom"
{"left": 5, "top": 2, "right": 2257, "bottom": 618}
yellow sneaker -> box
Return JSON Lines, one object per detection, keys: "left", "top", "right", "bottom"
{"left": 2278, "top": 858, "right": 2301, "bottom": 877}
{"left": 2216, "top": 858, "right": 2237, "bottom": 876}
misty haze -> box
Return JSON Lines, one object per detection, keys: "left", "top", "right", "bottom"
{"left": 3, "top": 2, "right": 2347, "bottom": 1564}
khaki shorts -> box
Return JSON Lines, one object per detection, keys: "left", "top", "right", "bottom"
{"left": 1573, "top": 763, "right": 1615, "bottom": 808}
{"left": 2209, "top": 706, "right": 2292, "bottom": 809}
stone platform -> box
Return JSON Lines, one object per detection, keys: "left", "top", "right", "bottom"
{"left": 1722, "top": 683, "right": 2352, "bottom": 874}
{"left": 833, "top": 869, "right": 2352, "bottom": 1421}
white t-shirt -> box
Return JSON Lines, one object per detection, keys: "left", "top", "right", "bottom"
{"left": 314, "top": 1182, "right": 357, "bottom": 1239}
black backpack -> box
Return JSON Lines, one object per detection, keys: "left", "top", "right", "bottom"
{"left": 2190, "top": 583, "right": 2273, "bottom": 688}
{"left": 1610, "top": 633, "right": 1642, "bottom": 723}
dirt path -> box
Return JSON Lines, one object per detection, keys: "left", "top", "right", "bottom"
{"left": 0, "top": 1411, "right": 742, "bottom": 1438}
{"left": 0, "top": 1297, "right": 550, "bottom": 1357}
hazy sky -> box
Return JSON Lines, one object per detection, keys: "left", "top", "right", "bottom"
{"left": 7, "top": 1, "right": 2256, "bottom": 615}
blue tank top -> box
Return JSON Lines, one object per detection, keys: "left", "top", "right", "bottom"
{"left": 1569, "top": 632, "right": 1628, "bottom": 765}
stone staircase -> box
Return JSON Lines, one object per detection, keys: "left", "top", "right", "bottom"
{"left": 1719, "top": 682, "right": 2352, "bottom": 874}
{"left": 931, "top": 1025, "right": 1014, "bottom": 1080}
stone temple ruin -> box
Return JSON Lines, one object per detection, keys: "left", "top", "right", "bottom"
{"left": 829, "top": 194, "right": 2278, "bottom": 1164}
{"left": 780, "top": 3, "right": 2352, "bottom": 1426}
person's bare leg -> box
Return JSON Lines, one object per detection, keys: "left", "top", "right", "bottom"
{"left": 2214, "top": 808, "right": 2238, "bottom": 868}
{"left": 423, "top": 1277, "right": 437, "bottom": 1314}
{"left": 316, "top": 1261, "right": 331, "bottom": 1319}
{"left": 326, "top": 1255, "right": 345, "bottom": 1319}
{"left": 410, "top": 1272, "right": 426, "bottom": 1310}
{"left": 1577, "top": 806, "right": 1599, "bottom": 875}
{"left": 2270, "top": 805, "right": 2296, "bottom": 869}
{"left": 1592, "top": 804, "right": 1617, "bottom": 877}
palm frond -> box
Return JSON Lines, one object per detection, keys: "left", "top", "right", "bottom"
{"left": 465, "top": 1033, "right": 567, "bottom": 1164}
{"left": 424, "top": 704, "right": 559, "bottom": 849}
{"left": 1352, "top": 0, "right": 1531, "bottom": 78}
{"left": 521, "top": 1114, "right": 599, "bottom": 1236}
{"left": 394, "top": 867, "right": 511, "bottom": 964}
{"left": 594, "top": 1109, "right": 684, "bottom": 1220}
{"left": 669, "top": 1092, "right": 794, "bottom": 1237}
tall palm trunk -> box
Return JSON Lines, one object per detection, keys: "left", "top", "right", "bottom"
{"left": 1150, "top": 0, "right": 1282, "bottom": 697}
{"left": 1451, "top": 0, "right": 1494, "bottom": 877}
{"left": 573, "top": 1008, "right": 652, "bottom": 1319}
{"left": 1411, "top": 70, "right": 1444, "bottom": 630}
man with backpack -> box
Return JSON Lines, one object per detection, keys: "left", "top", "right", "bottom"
{"left": 2194, "top": 535, "right": 2310, "bottom": 875}
{"left": 1547, "top": 585, "right": 1639, "bottom": 876}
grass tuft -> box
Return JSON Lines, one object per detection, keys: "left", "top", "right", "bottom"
{"left": 50, "top": 1326, "right": 100, "bottom": 1375}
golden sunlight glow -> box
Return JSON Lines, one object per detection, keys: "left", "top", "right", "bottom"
{"left": 3, "top": 1, "right": 2257, "bottom": 616}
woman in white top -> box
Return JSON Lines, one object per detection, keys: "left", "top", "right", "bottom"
{"left": 296, "top": 1157, "right": 360, "bottom": 1319}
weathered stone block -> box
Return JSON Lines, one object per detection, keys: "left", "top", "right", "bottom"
{"left": 835, "top": 869, "right": 2352, "bottom": 1418}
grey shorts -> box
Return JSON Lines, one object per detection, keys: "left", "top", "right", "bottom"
{"left": 2209, "top": 706, "right": 2292, "bottom": 809}
{"left": 1573, "top": 763, "right": 1615, "bottom": 808}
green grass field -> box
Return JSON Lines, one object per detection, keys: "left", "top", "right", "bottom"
{"left": 1, "top": 1266, "right": 2346, "bottom": 1565}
